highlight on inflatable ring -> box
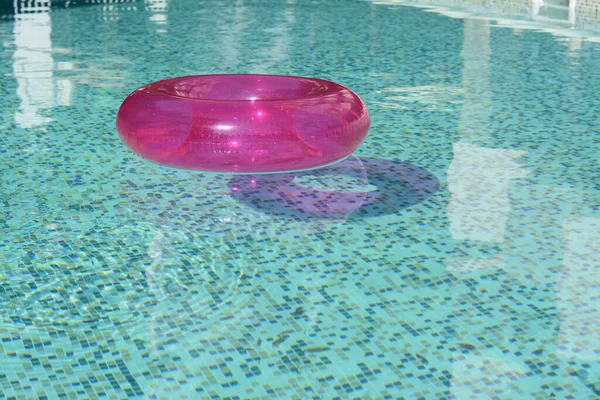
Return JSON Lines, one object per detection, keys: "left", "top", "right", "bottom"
{"left": 116, "top": 74, "right": 370, "bottom": 173}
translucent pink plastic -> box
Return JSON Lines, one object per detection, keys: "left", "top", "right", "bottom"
{"left": 116, "top": 74, "right": 370, "bottom": 173}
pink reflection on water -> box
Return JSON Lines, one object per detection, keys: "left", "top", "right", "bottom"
{"left": 228, "top": 156, "right": 440, "bottom": 221}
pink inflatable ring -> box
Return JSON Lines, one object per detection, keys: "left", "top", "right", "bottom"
{"left": 116, "top": 74, "right": 370, "bottom": 173}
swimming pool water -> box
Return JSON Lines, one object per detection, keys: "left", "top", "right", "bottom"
{"left": 1, "top": 0, "right": 600, "bottom": 398}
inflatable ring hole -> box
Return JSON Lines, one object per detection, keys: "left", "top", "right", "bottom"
{"left": 292, "top": 162, "right": 376, "bottom": 194}
{"left": 155, "top": 74, "right": 332, "bottom": 102}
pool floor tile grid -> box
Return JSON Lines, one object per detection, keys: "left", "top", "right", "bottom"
{"left": 0, "top": 247, "right": 598, "bottom": 399}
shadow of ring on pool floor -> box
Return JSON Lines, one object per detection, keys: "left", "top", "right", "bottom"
{"left": 228, "top": 155, "right": 439, "bottom": 221}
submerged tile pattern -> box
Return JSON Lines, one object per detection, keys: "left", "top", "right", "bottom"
{"left": 1, "top": 0, "right": 600, "bottom": 398}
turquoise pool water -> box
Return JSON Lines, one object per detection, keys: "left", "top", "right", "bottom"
{"left": 1, "top": 0, "right": 600, "bottom": 398}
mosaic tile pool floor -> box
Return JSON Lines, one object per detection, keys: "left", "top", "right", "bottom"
{"left": 1, "top": 0, "right": 600, "bottom": 398}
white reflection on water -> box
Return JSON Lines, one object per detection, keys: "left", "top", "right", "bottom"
{"left": 365, "top": 0, "right": 600, "bottom": 43}
{"left": 448, "top": 142, "right": 529, "bottom": 244}
{"left": 146, "top": 0, "right": 168, "bottom": 31}
{"left": 448, "top": 19, "right": 529, "bottom": 245}
{"left": 217, "top": 0, "right": 247, "bottom": 69}
{"left": 250, "top": 1, "right": 294, "bottom": 72}
{"left": 12, "top": 2, "right": 72, "bottom": 128}
{"left": 448, "top": 21, "right": 531, "bottom": 395}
